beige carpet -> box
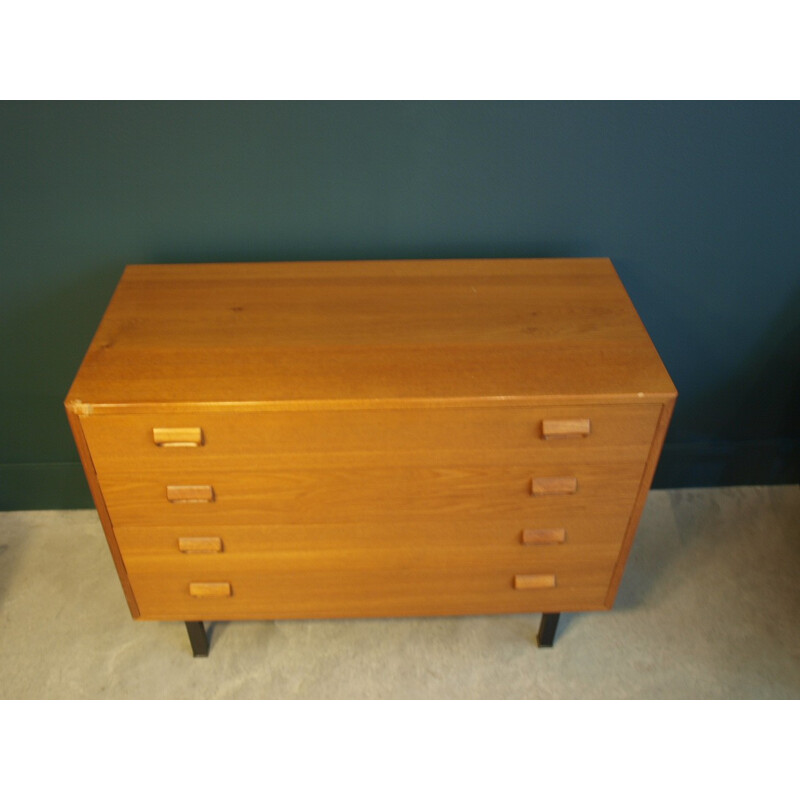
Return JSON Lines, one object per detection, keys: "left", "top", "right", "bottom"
{"left": 1, "top": 486, "right": 798, "bottom": 699}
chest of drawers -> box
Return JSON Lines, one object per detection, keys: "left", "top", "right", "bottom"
{"left": 65, "top": 258, "right": 676, "bottom": 655}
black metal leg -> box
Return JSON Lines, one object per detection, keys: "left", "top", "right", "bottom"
{"left": 185, "top": 621, "right": 209, "bottom": 657}
{"left": 536, "top": 613, "right": 560, "bottom": 648}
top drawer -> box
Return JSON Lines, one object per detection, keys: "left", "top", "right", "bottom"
{"left": 80, "top": 403, "right": 662, "bottom": 472}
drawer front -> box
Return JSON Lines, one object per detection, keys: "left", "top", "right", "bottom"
{"left": 97, "top": 459, "right": 647, "bottom": 527}
{"left": 114, "top": 506, "right": 635, "bottom": 557}
{"left": 80, "top": 403, "right": 662, "bottom": 473}
{"left": 85, "top": 403, "right": 662, "bottom": 620}
{"left": 126, "top": 549, "right": 618, "bottom": 620}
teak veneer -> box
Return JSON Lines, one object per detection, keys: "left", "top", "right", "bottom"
{"left": 66, "top": 258, "right": 676, "bottom": 655}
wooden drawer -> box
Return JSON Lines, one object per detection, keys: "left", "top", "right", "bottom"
{"left": 80, "top": 403, "right": 662, "bottom": 473}
{"left": 98, "top": 459, "right": 647, "bottom": 527}
{"left": 126, "top": 548, "right": 619, "bottom": 620}
{"left": 114, "top": 505, "right": 636, "bottom": 557}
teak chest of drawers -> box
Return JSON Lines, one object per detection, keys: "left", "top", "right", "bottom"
{"left": 66, "top": 258, "right": 676, "bottom": 655}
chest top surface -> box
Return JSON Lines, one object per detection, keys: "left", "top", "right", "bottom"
{"left": 65, "top": 258, "right": 676, "bottom": 412}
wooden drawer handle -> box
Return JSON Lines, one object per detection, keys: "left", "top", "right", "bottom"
{"left": 167, "top": 485, "right": 215, "bottom": 503}
{"left": 153, "top": 427, "right": 204, "bottom": 447}
{"left": 530, "top": 476, "right": 578, "bottom": 496}
{"left": 521, "top": 528, "right": 566, "bottom": 545}
{"left": 541, "top": 419, "right": 591, "bottom": 439}
{"left": 189, "top": 582, "right": 231, "bottom": 598}
{"left": 178, "top": 536, "right": 223, "bottom": 554}
{"left": 514, "top": 574, "right": 557, "bottom": 590}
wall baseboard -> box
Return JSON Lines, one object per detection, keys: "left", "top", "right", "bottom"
{"left": 0, "top": 463, "right": 94, "bottom": 510}
{"left": 654, "top": 440, "right": 800, "bottom": 489}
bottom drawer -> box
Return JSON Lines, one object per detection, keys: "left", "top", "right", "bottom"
{"left": 126, "top": 548, "right": 619, "bottom": 620}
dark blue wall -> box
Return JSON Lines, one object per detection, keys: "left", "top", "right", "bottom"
{"left": 1, "top": 101, "right": 798, "bottom": 508}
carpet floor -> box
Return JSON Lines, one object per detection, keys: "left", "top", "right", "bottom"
{"left": 1, "top": 485, "right": 797, "bottom": 699}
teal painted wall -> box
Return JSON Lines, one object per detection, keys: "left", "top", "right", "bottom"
{"left": 1, "top": 101, "right": 798, "bottom": 508}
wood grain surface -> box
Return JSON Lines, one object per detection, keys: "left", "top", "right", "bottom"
{"left": 65, "top": 259, "right": 676, "bottom": 411}
{"left": 113, "top": 509, "right": 633, "bottom": 557}
{"left": 96, "top": 460, "right": 647, "bottom": 528}
{"left": 79, "top": 403, "right": 660, "bottom": 473}
{"left": 127, "top": 550, "right": 616, "bottom": 620}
